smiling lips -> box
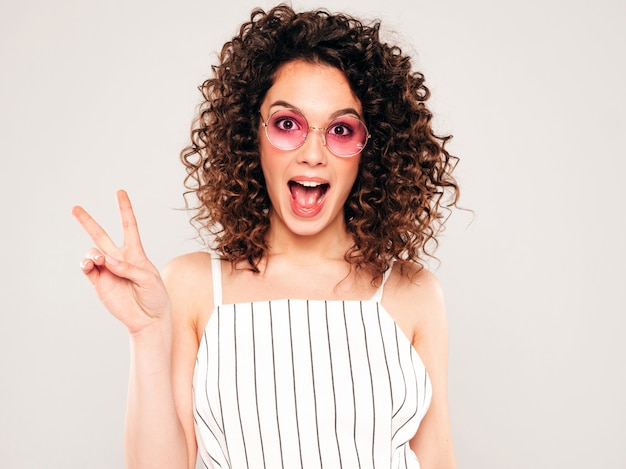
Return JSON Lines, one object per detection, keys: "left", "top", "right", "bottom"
{"left": 288, "top": 180, "right": 329, "bottom": 216}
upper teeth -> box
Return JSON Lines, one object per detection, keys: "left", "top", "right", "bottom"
{"left": 298, "top": 181, "right": 323, "bottom": 187}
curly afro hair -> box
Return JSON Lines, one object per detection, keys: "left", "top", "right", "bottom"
{"left": 181, "top": 4, "right": 460, "bottom": 281}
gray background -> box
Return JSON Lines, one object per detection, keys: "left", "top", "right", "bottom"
{"left": 1, "top": 0, "right": 624, "bottom": 467}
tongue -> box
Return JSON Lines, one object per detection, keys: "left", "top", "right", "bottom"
{"left": 291, "top": 184, "right": 325, "bottom": 210}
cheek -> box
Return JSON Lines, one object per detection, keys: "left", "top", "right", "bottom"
{"left": 343, "top": 158, "right": 361, "bottom": 188}
{"left": 258, "top": 129, "right": 274, "bottom": 169}
{"left": 259, "top": 141, "right": 273, "bottom": 175}
{"left": 259, "top": 148, "right": 285, "bottom": 193}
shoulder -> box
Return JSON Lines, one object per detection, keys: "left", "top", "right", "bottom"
{"left": 161, "top": 251, "right": 214, "bottom": 286}
{"left": 385, "top": 261, "right": 446, "bottom": 318}
{"left": 395, "top": 261, "right": 444, "bottom": 301}
{"left": 161, "top": 251, "right": 215, "bottom": 300}
{"left": 161, "top": 251, "right": 216, "bottom": 332}
{"left": 382, "top": 261, "right": 448, "bottom": 346}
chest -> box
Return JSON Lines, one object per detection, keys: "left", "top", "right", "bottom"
{"left": 196, "top": 300, "right": 429, "bottom": 428}
{"left": 193, "top": 299, "right": 431, "bottom": 468}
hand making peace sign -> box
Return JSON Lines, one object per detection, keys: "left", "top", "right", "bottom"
{"left": 71, "top": 190, "right": 171, "bottom": 334}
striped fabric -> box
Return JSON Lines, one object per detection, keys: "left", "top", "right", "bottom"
{"left": 193, "top": 262, "right": 432, "bottom": 469}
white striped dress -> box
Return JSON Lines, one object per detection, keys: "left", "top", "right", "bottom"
{"left": 193, "top": 258, "right": 432, "bottom": 468}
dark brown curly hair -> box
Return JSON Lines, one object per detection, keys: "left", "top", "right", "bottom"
{"left": 181, "top": 4, "right": 460, "bottom": 281}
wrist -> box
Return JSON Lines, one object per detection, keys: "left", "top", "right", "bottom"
{"left": 129, "top": 318, "right": 172, "bottom": 361}
{"left": 128, "top": 308, "right": 171, "bottom": 338}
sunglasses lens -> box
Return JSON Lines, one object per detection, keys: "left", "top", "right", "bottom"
{"left": 325, "top": 116, "right": 368, "bottom": 157}
{"left": 266, "top": 110, "right": 308, "bottom": 150}
{"left": 264, "top": 110, "right": 369, "bottom": 157}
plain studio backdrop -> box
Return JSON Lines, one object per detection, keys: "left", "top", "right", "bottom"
{"left": 1, "top": 0, "right": 624, "bottom": 467}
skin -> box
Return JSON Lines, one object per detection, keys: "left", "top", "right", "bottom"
{"left": 72, "top": 60, "right": 456, "bottom": 469}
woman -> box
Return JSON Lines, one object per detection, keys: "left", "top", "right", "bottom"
{"left": 73, "top": 5, "right": 459, "bottom": 469}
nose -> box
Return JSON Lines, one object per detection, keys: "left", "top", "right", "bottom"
{"left": 296, "top": 126, "right": 329, "bottom": 166}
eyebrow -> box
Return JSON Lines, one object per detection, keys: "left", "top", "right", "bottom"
{"left": 268, "top": 100, "right": 363, "bottom": 120}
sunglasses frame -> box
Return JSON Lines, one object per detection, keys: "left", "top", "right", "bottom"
{"left": 259, "top": 110, "right": 370, "bottom": 158}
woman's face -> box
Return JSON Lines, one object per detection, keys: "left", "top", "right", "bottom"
{"left": 259, "top": 60, "right": 364, "bottom": 239}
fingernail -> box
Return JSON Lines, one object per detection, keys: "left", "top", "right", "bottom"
{"left": 105, "top": 255, "right": 119, "bottom": 266}
{"left": 80, "top": 259, "right": 90, "bottom": 270}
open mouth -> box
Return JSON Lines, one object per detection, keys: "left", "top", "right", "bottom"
{"left": 288, "top": 180, "right": 329, "bottom": 213}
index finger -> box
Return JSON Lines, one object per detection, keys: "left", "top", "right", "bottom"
{"left": 71, "top": 205, "right": 117, "bottom": 253}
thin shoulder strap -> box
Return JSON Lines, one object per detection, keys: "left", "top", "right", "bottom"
{"left": 211, "top": 256, "right": 223, "bottom": 308}
{"left": 371, "top": 262, "right": 394, "bottom": 303}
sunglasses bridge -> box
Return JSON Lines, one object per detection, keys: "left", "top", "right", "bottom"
{"left": 306, "top": 125, "right": 331, "bottom": 147}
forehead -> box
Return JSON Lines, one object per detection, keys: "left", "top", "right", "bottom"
{"left": 262, "top": 60, "right": 363, "bottom": 117}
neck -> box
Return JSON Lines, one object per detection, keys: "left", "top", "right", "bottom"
{"left": 264, "top": 216, "right": 354, "bottom": 266}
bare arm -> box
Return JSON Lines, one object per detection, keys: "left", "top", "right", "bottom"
{"left": 72, "top": 190, "right": 191, "bottom": 468}
{"left": 409, "top": 272, "right": 456, "bottom": 469}
{"left": 162, "top": 253, "right": 217, "bottom": 469}
{"left": 387, "top": 265, "right": 456, "bottom": 469}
